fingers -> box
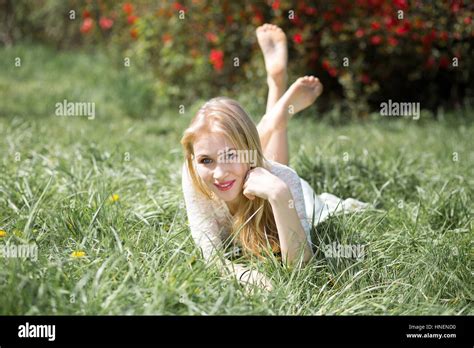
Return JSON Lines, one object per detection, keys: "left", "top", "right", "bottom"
{"left": 242, "top": 174, "right": 255, "bottom": 200}
{"left": 243, "top": 188, "right": 255, "bottom": 200}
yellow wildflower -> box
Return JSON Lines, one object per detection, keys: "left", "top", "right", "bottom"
{"left": 109, "top": 194, "right": 120, "bottom": 203}
{"left": 71, "top": 250, "right": 86, "bottom": 258}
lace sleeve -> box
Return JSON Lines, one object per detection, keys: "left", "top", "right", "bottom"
{"left": 181, "top": 162, "right": 223, "bottom": 261}
{"left": 270, "top": 161, "right": 314, "bottom": 250}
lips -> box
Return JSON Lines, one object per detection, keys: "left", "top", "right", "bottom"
{"left": 214, "top": 180, "right": 236, "bottom": 191}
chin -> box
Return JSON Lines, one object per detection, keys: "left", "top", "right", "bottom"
{"left": 217, "top": 192, "right": 239, "bottom": 202}
{"left": 214, "top": 189, "right": 239, "bottom": 201}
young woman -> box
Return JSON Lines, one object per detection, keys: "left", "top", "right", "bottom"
{"left": 181, "top": 24, "right": 368, "bottom": 291}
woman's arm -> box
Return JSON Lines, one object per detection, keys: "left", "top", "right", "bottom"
{"left": 269, "top": 181, "right": 313, "bottom": 266}
{"left": 242, "top": 166, "right": 314, "bottom": 266}
{"left": 182, "top": 162, "right": 224, "bottom": 261}
{"left": 218, "top": 259, "right": 273, "bottom": 291}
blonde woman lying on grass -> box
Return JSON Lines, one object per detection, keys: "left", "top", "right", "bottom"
{"left": 181, "top": 24, "right": 368, "bottom": 292}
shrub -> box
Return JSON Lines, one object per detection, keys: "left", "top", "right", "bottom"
{"left": 4, "top": 0, "right": 473, "bottom": 117}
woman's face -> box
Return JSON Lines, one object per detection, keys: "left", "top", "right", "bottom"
{"left": 193, "top": 133, "right": 250, "bottom": 208}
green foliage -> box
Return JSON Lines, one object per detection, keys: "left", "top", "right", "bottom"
{"left": 3, "top": 1, "right": 472, "bottom": 116}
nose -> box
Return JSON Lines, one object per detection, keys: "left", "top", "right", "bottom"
{"left": 213, "top": 163, "right": 228, "bottom": 181}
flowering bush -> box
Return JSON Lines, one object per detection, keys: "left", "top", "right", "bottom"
{"left": 5, "top": 0, "right": 473, "bottom": 116}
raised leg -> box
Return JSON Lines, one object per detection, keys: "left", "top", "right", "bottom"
{"left": 256, "top": 24, "right": 288, "bottom": 115}
{"left": 257, "top": 76, "right": 324, "bottom": 166}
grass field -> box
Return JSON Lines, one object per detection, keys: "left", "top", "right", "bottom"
{"left": 0, "top": 44, "right": 472, "bottom": 315}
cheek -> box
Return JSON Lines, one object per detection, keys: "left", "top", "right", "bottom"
{"left": 195, "top": 166, "right": 212, "bottom": 183}
{"left": 230, "top": 163, "right": 249, "bottom": 181}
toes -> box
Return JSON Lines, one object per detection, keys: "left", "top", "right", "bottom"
{"left": 297, "top": 76, "right": 320, "bottom": 87}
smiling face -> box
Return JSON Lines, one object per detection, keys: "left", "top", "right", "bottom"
{"left": 193, "top": 132, "right": 249, "bottom": 212}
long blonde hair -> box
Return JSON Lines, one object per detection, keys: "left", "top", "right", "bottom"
{"left": 180, "top": 97, "right": 280, "bottom": 259}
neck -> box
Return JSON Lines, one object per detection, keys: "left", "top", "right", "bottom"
{"left": 226, "top": 197, "right": 241, "bottom": 216}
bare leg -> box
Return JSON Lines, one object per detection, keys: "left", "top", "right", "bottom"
{"left": 258, "top": 76, "right": 324, "bottom": 165}
{"left": 256, "top": 24, "right": 288, "bottom": 115}
{"left": 263, "top": 125, "right": 289, "bottom": 165}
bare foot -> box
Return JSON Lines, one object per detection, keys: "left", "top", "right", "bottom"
{"left": 283, "top": 76, "right": 323, "bottom": 115}
{"left": 262, "top": 76, "right": 323, "bottom": 131}
{"left": 256, "top": 24, "right": 288, "bottom": 85}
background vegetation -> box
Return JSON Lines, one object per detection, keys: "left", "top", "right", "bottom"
{"left": 1, "top": 0, "right": 473, "bottom": 118}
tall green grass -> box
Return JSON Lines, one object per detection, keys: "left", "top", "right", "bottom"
{"left": 0, "top": 44, "right": 472, "bottom": 314}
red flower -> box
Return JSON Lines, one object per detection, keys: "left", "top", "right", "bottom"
{"left": 371, "top": 21, "right": 381, "bottom": 30}
{"left": 384, "top": 16, "right": 396, "bottom": 29}
{"left": 368, "top": 0, "right": 383, "bottom": 6}
{"left": 293, "top": 33, "right": 303, "bottom": 44}
{"left": 450, "top": 0, "right": 461, "bottom": 13}
{"left": 322, "top": 59, "right": 331, "bottom": 70}
{"left": 370, "top": 35, "right": 382, "bottom": 45}
{"left": 388, "top": 36, "right": 398, "bottom": 47}
{"left": 205, "top": 32, "right": 218, "bottom": 43}
{"left": 332, "top": 21, "right": 343, "bottom": 32}
{"left": 162, "top": 33, "right": 173, "bottom": 43}
{"left": 360, "top": 73, "right": 371, "bottom": 84}
{"left": 393, "top": 0, "right": 408, "bottom": 10}
{"left": 99, "top": 17, "right": 113, "bottom": 30}
{"left": 253, "top": 11, "right": 264, "bottom": 24}
{"left": 439, "top": 56, "right": 449, "bottom": 69}
{"left": 172, "top": 2, "right": 187, "bottom": 12}
{"left": 355, "top": 28, "right": 365, "bottom": 38}
{"left": 80, "top": 18, "right": 94, "bottom": 34}
{"left": 439, "top": 31, "right": 449, "bottom": 42}
{"left": 123, "top": 3, "right": 134, "bottom": 15}
{"left": 82, "top": 9, "right": 91, "bottom": 19}
{"left": 127, "top": 15, "right": 138, "bottom": 25}
{"left": 328, "top": 67, "right": 338, "bottom": 77}
{"left": 323, "top": 12, "right": 333, "bottom": 22}
{"left": 130, "top": 28, "right": 138, "bottom": 39}
{"left": 464, "top": 17, "right": 472, "bottom": 25}
{"left": 209, "top": 49, "right": 224, "bottom": 72}
{"left": 421, "top": 34, "right": 430, "bottom": 46}
{"left": 414, "top": 18, "right": 425, "bottom": 29}
{"left": 272, "top": 0, "right": 280, "bottom": 10}
{"left": 395, "top": 22, "right": 410, "bottom": 36}
{"left": 304, "top": 6, "right": 317, "bottom": 15}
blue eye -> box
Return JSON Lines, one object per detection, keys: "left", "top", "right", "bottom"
{"left": 227, "top": 152, "right": 236, "bottom": 159}
{"left": 200, "top": 158, "right": 212, "bottom": 164}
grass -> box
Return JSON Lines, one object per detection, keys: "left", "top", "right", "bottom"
{"left": 0, "top": 44, "right": 472, "bottom": 315}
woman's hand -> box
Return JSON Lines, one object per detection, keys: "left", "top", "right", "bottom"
{"left": 242, "top": 167, "right": 286, "bottom": 201}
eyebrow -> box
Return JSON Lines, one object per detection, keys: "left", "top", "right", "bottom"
{"left": 195, "top": 147, "right": 236, "bottom": 158}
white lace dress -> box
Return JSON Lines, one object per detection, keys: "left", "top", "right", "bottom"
{"left": 182, "top": 159, "right": 369, "bottom": 260}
